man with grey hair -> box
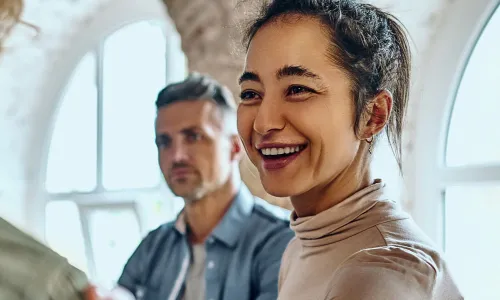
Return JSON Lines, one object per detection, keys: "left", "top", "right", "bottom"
{"left": 117, "top": 73, "right": 294, "bottom": 300}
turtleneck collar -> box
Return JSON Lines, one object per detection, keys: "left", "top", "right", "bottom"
{"left": 290, "top": 182, "right": 409, "bottom": 247}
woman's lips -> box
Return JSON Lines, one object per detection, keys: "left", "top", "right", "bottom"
{"left": 258, "top": 144, "right": 307, "bottom": 171}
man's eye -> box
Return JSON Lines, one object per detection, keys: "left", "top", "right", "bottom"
{"left": 239, "top": 90, "right": 260, "bottom": 101}
{"left": 156, "top": 139, "right": 171, "bottom": 149}
{"left": 186, "top": 132, "right": 202, "bottom": 142}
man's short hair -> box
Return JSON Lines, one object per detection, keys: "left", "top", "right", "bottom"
{"left": 156, "top": 72, "right": 237, "bottom": 134}
{"left": 156, "top": 72, "right": 236, "bottom": 111}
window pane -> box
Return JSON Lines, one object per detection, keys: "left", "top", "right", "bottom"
{"left": 102, "top": 21, "right": 166, "bottom": 190}
{"left": 46, "top": 53, "right": 97, "bottom": 193}
{"left": 85, "top": 206, "right": 142, "bottom": 289}
{"left": 136, "top": 188, "right": 184, "bottom": 233}
{"left": 444, "top": 184, "right": 500, "bottom": 299}
{"left": 446, "top": 6, "right": 500, "bottom": 167}
{"left": 45, "top": 201, "right": 89, "bottom": 275}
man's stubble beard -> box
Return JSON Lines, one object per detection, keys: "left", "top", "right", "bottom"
{"left": 182, "top": 186, "right": 205, "bottom": 204}
{"left": 169, "top": 177, "right": 205, "bottom": 204}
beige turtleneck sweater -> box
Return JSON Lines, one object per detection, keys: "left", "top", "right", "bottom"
{"left": 278, "top": 182, "right": 463, "bottom": 300}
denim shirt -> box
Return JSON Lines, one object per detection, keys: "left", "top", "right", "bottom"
{"left": 118, "top": 186, "right": 295, "bottom": 300}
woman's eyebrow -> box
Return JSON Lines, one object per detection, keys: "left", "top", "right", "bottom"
{"left": 238, "top": 71, "right": 260, "bottom": 85}
{"left": 239, "top": 65, "right": 327, "bottom": 89}
{"left": 276, "top": 65, "right": 320, "bottom": 80}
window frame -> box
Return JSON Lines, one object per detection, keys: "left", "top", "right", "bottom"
{"left": 46, "top": 20, "right": 169, "bottom": 196}
{"left": 407, "top": 0, "right": 500, "bottom": 249}
{"left": 42, "top": 20, "right": 185, "bottom": 281}
{"left": 438, "top": 2, "right": 500, "bottom": 248}
{"left": 79, "top": 201, "right": 141, "bottom": 283}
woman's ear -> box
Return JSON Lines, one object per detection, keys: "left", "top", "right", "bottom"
{"left": 360, "top": 89, "right": 393, "bottom": 139}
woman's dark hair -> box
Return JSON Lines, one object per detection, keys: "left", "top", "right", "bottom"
{"left": 241, "top": 0, "right": 411, "bottom": 172}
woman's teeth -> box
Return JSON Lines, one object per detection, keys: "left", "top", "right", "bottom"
{"left": 260, "top": 146, "right": 301, "bottom": 156}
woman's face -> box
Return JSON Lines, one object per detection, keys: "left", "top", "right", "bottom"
{"left": 237, "top": 16, "right": 361, "bottom": 198}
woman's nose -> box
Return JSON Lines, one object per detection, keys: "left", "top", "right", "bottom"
{"left": 253, "top": 98, "right": 286, "bottom": 135}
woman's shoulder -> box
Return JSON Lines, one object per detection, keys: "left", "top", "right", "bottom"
{"left": 280, "top": 236, "right": 300, "bottom": 265}
{"left": 325, "top": 245, "right": 463, "bottom": 300}
{"left": 341, "top": 245, "right": 441, "bottom": 276}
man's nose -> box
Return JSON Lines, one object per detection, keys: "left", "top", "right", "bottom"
{"left": 171, "top": 142, "right": 189, "bottom": 162}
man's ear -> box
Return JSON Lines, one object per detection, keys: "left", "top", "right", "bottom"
{"left": 229, "top": 134, "right": 244, "bottom": 162}
{"left": 359, "top": 89, "right": 393, "bottom": 139}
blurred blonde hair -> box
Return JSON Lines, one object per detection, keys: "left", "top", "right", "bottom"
{"left": 0, "top": 0, "right": 23, "bottom": 52}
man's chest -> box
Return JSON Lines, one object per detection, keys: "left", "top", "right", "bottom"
{"left": 143, "top": 240, "right": 254, "bottom": 300}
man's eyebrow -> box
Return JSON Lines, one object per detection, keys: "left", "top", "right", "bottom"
{"left": 238, "top": 71, "right": 261, "bottom": 85}
{"left": 180, "top": 126, "right": 201, "bottom": 134}
{"left": 276, "top": 65, "right": 321, "bottom": 80}
{"left": 156, "top": 132, "right": 170, "bottom": 138}
{"left": 155, "top": 126, "right": 202, "bottom": 141}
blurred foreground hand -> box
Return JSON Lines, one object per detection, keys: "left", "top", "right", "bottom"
{"left": 85, "top": 285, "right": 136, "bottom": 300}
{"left": 0, "top": 217, "right": 136, "bottom": 300}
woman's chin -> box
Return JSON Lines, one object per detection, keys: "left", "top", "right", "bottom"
{"left": 261, "top": 178, "right": 298, "bottom": 198}
{"left": 265, "top": 188, "right": 291, "bottom": 198}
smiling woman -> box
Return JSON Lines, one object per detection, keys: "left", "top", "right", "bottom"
{"left": 236, "top": 0, "right": 463, "bottom": 299}
{"left": 238, "top": 14, "right": 399, "bottom": 212}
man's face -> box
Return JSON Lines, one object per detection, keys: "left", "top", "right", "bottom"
{"left": 155, "top": 100, "right": 236, "bottom": 202}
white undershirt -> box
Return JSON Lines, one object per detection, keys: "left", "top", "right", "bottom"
{"left": 182, "top": 243, "right": 206, "bottom": 300}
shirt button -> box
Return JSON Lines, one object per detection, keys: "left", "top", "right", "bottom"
{"left": 207, "top": 237, "right": 215, "bottom": 244}
{"left": 207, "top": 260, "right": 215, "bottom": 269}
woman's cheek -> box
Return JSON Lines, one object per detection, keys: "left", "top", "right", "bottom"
{"left": 237, "top": 108, "right": 250, "bottom": 140}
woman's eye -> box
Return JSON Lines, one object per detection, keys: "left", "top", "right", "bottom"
{"left": 287, "top": 85, "right": 313, "bottom": 96}
{"left": 239, "top": 90, "right": 260, "bottom": 101}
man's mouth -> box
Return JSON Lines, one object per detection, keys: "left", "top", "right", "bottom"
{"left": 170, "top": 167, "right": 194, "bottom": 178}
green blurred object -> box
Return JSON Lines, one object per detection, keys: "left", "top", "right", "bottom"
{"left": 0, "top": 217, "right": 89, "bottom": 300}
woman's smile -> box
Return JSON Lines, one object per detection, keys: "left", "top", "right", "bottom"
{"left": 256, "top": 142, "right": 308, "bottom": 171}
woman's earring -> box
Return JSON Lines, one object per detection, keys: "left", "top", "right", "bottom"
{"left": 366, "top": 136, "right": 374, "bottom": 154}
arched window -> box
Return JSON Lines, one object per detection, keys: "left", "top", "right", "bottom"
{"left": 44, "top": 21, "right": 187, "bottom": 289}
{"left": 441, "top": 5, "right": 500, "bottom": 299}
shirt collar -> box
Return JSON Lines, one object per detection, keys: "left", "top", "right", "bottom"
{"left": 174, "top": 185, "right": 255, "bottom": 248}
